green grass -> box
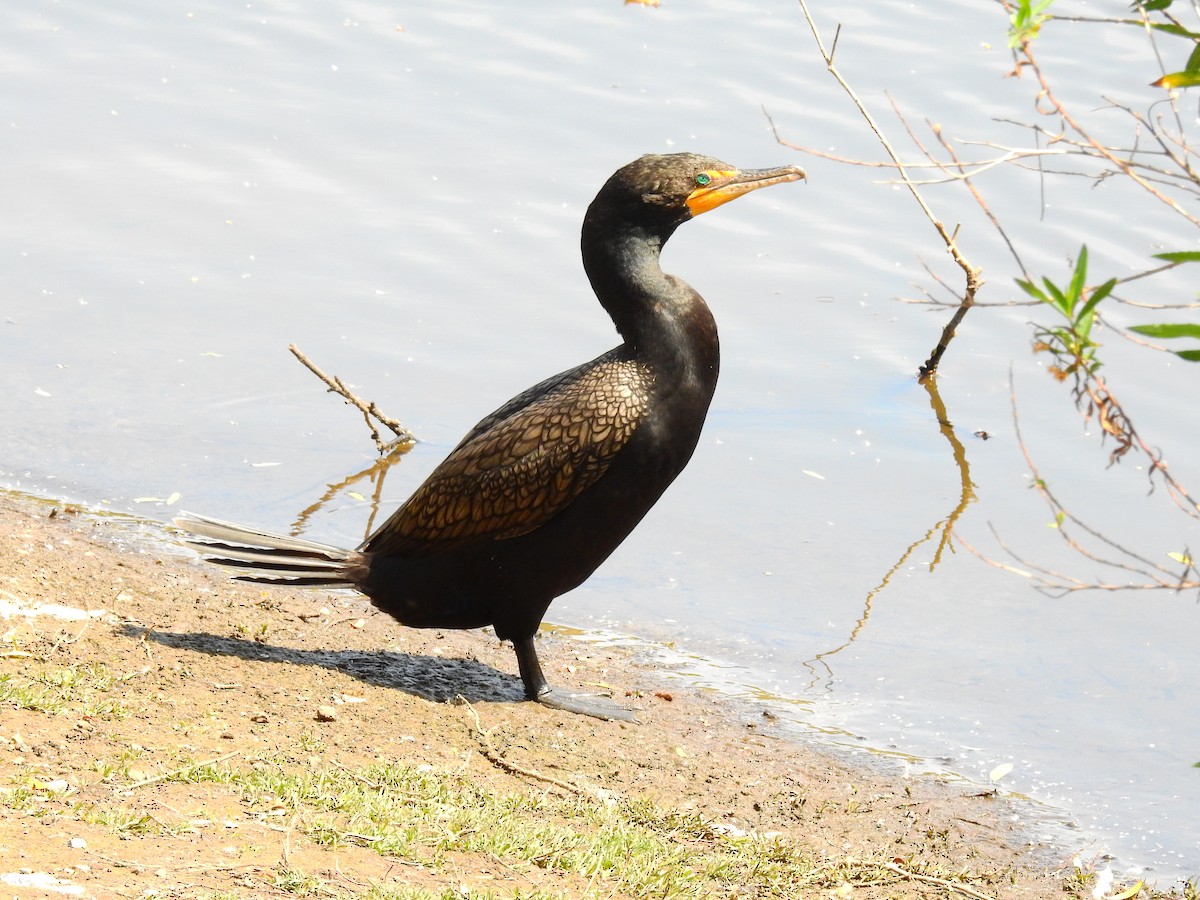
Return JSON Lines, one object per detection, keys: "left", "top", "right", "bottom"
{"left": 365, "top": 888, "right": 571, "bottom": 900}
{"left": 272, "top": 867, "right": 325, "bottom": 896}
{"left": 147, "top": 756, "right": 928, "bottom": 899}
{"left": 9, "top": 748, "right": 1185, "bottom": 900}
{"left": 0, "top": 662, "right": 129, "bottom": 719}
{"left": 74, "top": 804, "right": 167, "bottom": 835}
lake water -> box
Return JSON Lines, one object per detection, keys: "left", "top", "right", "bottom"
{"left": 3, "top": 0, "right": 1198, "bottom": 884}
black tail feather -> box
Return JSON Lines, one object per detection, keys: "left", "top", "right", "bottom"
{"left": 174, "top": 512, "right": 368, "bottom": 589}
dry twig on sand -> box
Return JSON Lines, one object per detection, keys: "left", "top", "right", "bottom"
{"left": 461, "top": 699, "right": 590, "bottom": 797}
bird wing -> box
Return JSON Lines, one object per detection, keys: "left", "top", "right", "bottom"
{"left": 361, "top": 354, "right": 653, "bottom": 557}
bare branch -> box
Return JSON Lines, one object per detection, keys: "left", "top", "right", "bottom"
{"left": 1018, "top": 41, "right": 1200, "bottom": 226}
{"left": 288, "top": 344, "right": 416, "bottom": 453}
{"left": 786, "top": 2, "right": 983, "bottom": 379}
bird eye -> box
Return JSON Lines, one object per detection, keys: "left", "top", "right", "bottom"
{"left": 694, "top": 173, "right": 712, "bottom": 187}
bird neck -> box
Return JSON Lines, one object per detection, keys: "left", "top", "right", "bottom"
{"left": 581, "top": 225, "right": 718, "bottom": 370}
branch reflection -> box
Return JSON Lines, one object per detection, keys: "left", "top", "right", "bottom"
{"left": 802, "top": 376, "right": 978, "bottom": 689}
{"left": 289, "top": 442, "right": 414, "bottom": 543}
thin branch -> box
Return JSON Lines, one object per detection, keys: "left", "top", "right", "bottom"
{"left": 785, "top": 2, "right": 984, "bottom": 379}
{"left": 288, "top": 343, "right": 416, "bottom": 453}
{"left": 1019, "top": 40, "right": 1200, "bottom": 227}
{"left": 921, "top": 109, "right": 1030, "bottom": 282}
{"left": 1057, "top": 359, "right": 1200, "bottom": 521}
{"left": 124, "top": 751, "right": 241, "bottom": 790}
{"left": 954, "top": 371, "right": 1200, "bottom": 595}
{"left": 883, "top": 861, "right": 998, "bottom": 900}
{"left": 461, "top": 699, "right": 591, "bottom": 797}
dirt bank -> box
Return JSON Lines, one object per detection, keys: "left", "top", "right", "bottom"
{"left": 0, "top": 491, "right": 1125, "bottom": 898}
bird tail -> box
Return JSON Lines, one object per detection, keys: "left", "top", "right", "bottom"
{"left": 174, "top": 512, "right": 369, "bottom": 588}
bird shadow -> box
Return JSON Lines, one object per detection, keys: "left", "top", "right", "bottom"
{"left": 122, "top": 624, "right": 527, "bottom": 705}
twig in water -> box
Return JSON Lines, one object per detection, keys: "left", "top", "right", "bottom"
{"left": 288, "top": 343, "right": 416, "bottom": 453}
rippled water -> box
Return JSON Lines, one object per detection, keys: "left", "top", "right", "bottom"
{"left": 3, "top": 0, "right": 1198, "bottom": 883}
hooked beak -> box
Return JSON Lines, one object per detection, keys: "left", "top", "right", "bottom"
{"left": 685, "top": 164, "right": 806, "bottom": 217}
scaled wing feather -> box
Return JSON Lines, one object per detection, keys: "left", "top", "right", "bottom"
{"left": 363, "top": 355, "right": 651, "bottom": 557}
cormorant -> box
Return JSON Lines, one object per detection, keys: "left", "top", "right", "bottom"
{"left": 176, "top": 152, "right": 804, "bottom": 721}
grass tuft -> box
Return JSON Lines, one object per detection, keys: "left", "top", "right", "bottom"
{"left": 136, "top": 757, "right": 928, "bottom": 898}
{"left": 0, "top": 663, "right": 129, "bottom": 719}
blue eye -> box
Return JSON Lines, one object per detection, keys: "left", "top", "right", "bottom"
{"left": 695, "top": 173, "right": 711, "bottom": 187}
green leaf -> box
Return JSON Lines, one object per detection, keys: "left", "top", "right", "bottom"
{"left": 1041, "top": 276, "right": 1068, "bottom": 311}
{"left": 1119, "top": 9, "right": 1200, "bottom": 37}
{"left": 1009, "top": 0, "right": 1055, "bottom": 47}
{"left": 1082, "top": 278, "right": 1117, "bottom": 314}
{"left": 1075, "top": 279, "right": 1114, "bottom": 341}
{"left": 1186, "top": 42, "right": 1200, "bottom": 74}
{"left": 1128, "top": 323, "right": 1200, "bottom": 339}
{"left": 1144, "top": 22, "right": 1200, "bottom": 40}
{"left": 1067, "top": 245, "right": 1090, "bottom": 308}
{"left": 1175, "top": 348, "right": 1200, "bottom": 361}
{"left": 1151, "top": 250, "right": 1200, "bottom": 263}
{"left": 1015, "top": 278, "right": 1050, "bottom": 304}
{"left": 1152, "top": 70, "right": 1200, "bottom": 88}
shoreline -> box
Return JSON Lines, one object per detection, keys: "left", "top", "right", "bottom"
{"left": 0, "top": 488, "right": 1174, "bottom": 898}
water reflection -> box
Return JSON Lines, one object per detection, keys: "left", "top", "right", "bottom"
{"left": 803, "top": 376, "right": 977, "bottom": 690}
{"left": 289, "top": 445, "right": 411, "bottom": 543}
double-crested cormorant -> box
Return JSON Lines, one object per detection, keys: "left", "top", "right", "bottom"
{"left": 177, "top": 152, "right": 804, "bottom": 720}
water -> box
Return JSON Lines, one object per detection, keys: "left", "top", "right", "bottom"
{"left": 3, "top": 0, "right": 1198, "bottom": 883}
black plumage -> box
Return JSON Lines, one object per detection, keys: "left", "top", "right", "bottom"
{"left": 177, "top": 152, "right": 804, "bottom": 720}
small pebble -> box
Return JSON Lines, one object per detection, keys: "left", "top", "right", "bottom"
{"left": 316, "top": 705, "right": 337, "bottom": 722}
{"left": 67, "top": 837, "right": 87, "bottom": 849}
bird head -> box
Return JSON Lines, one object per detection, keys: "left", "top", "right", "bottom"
{"left": 587, "top": 152, "right": 805, "bottom": 239}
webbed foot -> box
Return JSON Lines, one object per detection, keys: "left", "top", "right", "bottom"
{"left": 512, "top": 634, "right": 639, "bottom": 722}
{"left": 536, "top": 687, "right": 639, "bottom": 723}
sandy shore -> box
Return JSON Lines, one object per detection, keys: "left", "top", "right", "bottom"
{"left": 0, "top": 490, "right": 1129, "bottom": 898}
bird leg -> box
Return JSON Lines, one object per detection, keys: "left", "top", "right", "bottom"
{"left": 512, "top": 635, "right": 638, "bottom": 723}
